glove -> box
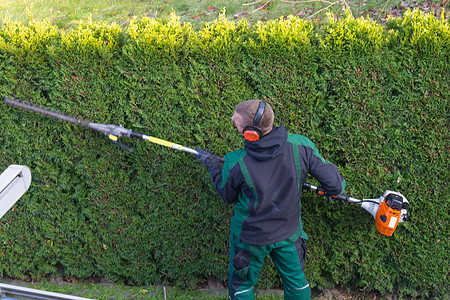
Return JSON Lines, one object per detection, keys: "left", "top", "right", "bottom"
{"left": 195, "top": 146, "right": 215, "bottom": 165}
{"left": 327, "top": 194, "right": 338, "bottom": 203}
{"left": 316, "top": 189, "right": 339, "bottom": 204}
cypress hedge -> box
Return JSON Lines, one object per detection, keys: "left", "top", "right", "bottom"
{"left": 0, "top": 9, "right": 448, "bottom": 298}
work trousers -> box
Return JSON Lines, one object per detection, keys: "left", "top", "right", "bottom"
{"left": 228, "top": 232, "right": 311, "bottom": 300}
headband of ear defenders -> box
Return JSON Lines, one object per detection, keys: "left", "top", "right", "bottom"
{"left": 243, "top": 101, "right": 266, "bottom": 142}
{"left": 253, "top": 101, "right": 266, "bottom": 126}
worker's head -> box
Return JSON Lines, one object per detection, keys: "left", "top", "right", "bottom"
{"left": 232, "top": 100, "right": 274, "bottom": 141}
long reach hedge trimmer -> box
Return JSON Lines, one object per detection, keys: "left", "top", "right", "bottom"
{"left": 4, "top": 97, "right": 199, "bottom": 155}
{"left": 4, "top": 96, "right": 409, "bottom": 236}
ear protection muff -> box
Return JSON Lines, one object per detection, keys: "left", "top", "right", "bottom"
{"left": 243, "top": 101, "right": 266, "bottom": 142}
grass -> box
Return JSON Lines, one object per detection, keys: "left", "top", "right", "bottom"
{"left": 0, "top": 0, "right": 448, "bottom": 29}
{"left": 31, "top": 281, "right": 230, "bottom": 299}
{"left": 2, "top": 278, "right": 391, "bottom": 299}
{"left": 3, "top": 278, "right": 284, "bottom": 299}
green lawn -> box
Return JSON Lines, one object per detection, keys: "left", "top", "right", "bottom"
{"left": 0, "top": 0, "right": 447, "bottom": 29}
{"left": 4, "top": 278, "right": 284, "bottom": 299}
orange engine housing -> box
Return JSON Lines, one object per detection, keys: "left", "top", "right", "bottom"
{"left": 375, "top": 200, "right": 401, "bottom": 236}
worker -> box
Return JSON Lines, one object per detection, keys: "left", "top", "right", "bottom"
{"left": 195, "top": 99, "right": 346, "bottom": 300}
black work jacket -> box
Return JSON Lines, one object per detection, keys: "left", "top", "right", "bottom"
{"left": 205, "top": 125, "right": 346, "bottom": 245}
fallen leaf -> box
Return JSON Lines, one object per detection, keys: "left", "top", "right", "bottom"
{"left": 207, "top": 6, "right": 217, "bottom": 11}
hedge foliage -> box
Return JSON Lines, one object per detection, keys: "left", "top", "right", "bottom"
{"left": 0, "top": 9, "right": 448, "bottom": 298}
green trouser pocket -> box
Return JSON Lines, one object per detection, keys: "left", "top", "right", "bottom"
{"left": 232, "top": 247, "right": 252, "bottom": 281}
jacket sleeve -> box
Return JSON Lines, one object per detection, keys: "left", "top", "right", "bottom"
{"left": 204, "top": 156, "right": 241, "bottom": 204}
{"left": 307, "top": 151, "right": 346, "bottom": 195}
{"left": 291, "top": 135, "right": 346, "bottom": 195}
{"left": 289, "top": 134, "right": 346, "bottom": 195}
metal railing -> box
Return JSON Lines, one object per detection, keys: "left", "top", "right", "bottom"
{"left": 0, "top": 283, "right": 93, "bottom": 300}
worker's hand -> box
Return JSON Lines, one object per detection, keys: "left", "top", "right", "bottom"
{"left": 194, "top": 146, "right": 215, "bottom": 165}
{"left": 327, "top": 194, "right": 339, "bottom": 204}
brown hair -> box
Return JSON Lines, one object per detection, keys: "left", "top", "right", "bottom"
{"left": 235, "top": 100, "right": 274, "bottom": 136}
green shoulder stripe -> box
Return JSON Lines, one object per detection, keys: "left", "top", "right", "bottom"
{"left": 220, "top": 149, "right": 247, "bottom": 189}
{"left": 238, "top": 160, "right": 258, "bottom": 211}
{"left": 291, "top": 142, "right": 302, "bottom": 193}
{"left": 287, "top": 134, "right": 328, "bottom": 163}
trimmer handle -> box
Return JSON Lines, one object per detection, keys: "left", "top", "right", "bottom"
{"left": 302, "top": 182, "right": 360, "bottom": 203}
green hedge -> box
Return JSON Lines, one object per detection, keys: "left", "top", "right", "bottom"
{"left": 0, "top": 9, "right": 448, "bottom": 298}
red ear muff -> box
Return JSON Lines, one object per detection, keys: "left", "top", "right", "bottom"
{"left": 243, "top": 126, "right": 262, "bottom": 142}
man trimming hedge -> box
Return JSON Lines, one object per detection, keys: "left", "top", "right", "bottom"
{"left": 195, "top": 99, "right": 346, "bottom": 300}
